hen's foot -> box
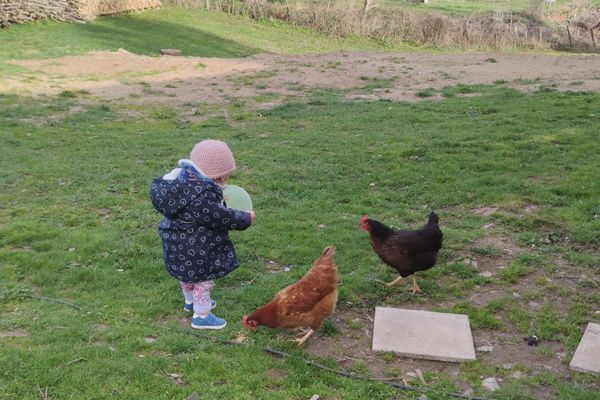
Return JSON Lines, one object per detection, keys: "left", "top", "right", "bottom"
{"left": 411, "top": 276, "right": 422, "bottom": 294}
{"left": 294, "top": 328, "right": 315, "bottom": 346}
{"left": 386, "top": 276, "right": 404, "bottom": 287}
{"left": 295, "top": 327, "right": 311, "bottom": 337}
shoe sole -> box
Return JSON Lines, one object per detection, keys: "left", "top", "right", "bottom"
{"left": 191, "top": 321, "right": 227, "bottom": 330}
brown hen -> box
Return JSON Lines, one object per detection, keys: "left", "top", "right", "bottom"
{"left": 242, "top": 246, "right": 338, "bottom": 345}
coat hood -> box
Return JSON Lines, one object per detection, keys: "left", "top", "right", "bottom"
{"left": 150, "top": 176, "right": 222, "bottom": 220}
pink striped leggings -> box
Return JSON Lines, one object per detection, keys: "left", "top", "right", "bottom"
{"left": 181, "top": 280, "right": 214, "bottom": 315}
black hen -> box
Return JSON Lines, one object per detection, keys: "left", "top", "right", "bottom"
{"left": 359, "top": 212, "right": 443, "bottom": 293}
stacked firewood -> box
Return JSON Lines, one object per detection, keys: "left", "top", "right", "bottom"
{"left": 0, "top": 0, "right": 88, "bottom": 27}
{"left": 0, "top": 0, "right": 161, "bottom": 28}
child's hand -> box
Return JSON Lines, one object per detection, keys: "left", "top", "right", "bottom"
{"left": 249, "top": 211, "right": 256, "bottom": 224}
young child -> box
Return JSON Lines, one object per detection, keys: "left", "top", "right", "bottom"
{"left": 150, "top": 140, "right": 255, "bottom": 330}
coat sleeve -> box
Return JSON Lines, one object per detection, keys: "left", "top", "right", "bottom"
{"left": 190, "top": 196, "right": 252, "bottom": 231}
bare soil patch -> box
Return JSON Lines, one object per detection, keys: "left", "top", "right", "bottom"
{"left": 303, "top": 233, "right": 599, "bottom": 398}
{"left": 4, "top": 49, "right": 600, "bottom": 108}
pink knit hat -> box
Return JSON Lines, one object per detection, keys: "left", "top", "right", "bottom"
{"left": 190, "top": 140, "right": 236, "bottom": 179}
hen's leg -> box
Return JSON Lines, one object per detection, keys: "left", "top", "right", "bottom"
{"left": 295, "top": 327, "right": 311, "bottom": 337}
{"left": 411, "top": 276, "right": 422, "bottom": 294}
{"left": 386, "top": 276, "right": 404, "bottom": 287}
{"left": 295, "top": 328, "right": 315, "bottom": 345}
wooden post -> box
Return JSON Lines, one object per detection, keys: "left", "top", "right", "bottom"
{"left": 591, "top": 29, "right": 596, "bottom": 48}
{"left": 205, "top": 0, "right": 210, "bottom": 10}
{"left": 566, "top": 23, "right": 573, "bottom": 47}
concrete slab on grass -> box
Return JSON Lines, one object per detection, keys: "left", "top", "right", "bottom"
{"left": 570, "top": 322, "right": 600, "bottom": 373}
{"left": 372, "top": 307, "right": 476, "bottom": 362}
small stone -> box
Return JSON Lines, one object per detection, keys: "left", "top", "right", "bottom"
{"left": 369, "top": 182, "right": 376, "bottom": 187}
{"left": 528, "top": 301, "right": 541, "bottom": 310}
{"left": 187, "top": 393, "right": 200, "bottom": 400}
{"left": 144, "top": 336, "right": 156, "bottom": 343}
{"left": 479, "top": 271, "right": 493, "bottom": 278}
{"left": 477, "top": 346, "right": 493, "bottom": 353}
{"left": 524, "top": 205, "right": 539, "bottom": 213}
{"left": 482, "top": 377, "right": 500, "bottom": 391}
{"left": 418, "top": 395, "right": 429, "bottom": 400}
{"left": 483, "top": 223, "right": 495, "bottom": 229}
{"left": 502, "top": 363, "right": 513, "bottom": 370}
{"left": 555, "top": 352, "right": 566, "bottom": 361}
{"left": 317, "top": 224, "right": 326, "bottom": 229}
{"left": 309, "top": 395, "right": 320, "bottom": 400}
{"left": 406, "top": 372, "right": 417, "bottom": 378}
{"left": 511, "top": 371, "right": 522, "bottom": 379}
{"left": 462, "top": 389, "right": 474, "bottom": 397}
{"left": 464, "top": 258, "right": 478, "bottom": 268}
{"left": 513, "top": 292, "right": 521, "bottom": 298}
{"left": 283, "top": 267, "right": 291, "bottom": 272}
{"left": 68, "top": 247, "right": 76, "bottom": 252}
{"left": 117, "top": 269, "right": 124, "bottom": 272}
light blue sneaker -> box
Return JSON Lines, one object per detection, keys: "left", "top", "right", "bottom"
{"left": 191, "top": 313, "right": 227, "bottom": 330}
{"left": 184, "top": 300, "right": 216, "bottom": 313}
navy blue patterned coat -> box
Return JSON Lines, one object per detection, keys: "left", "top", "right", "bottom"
{"left": 150, "top": 172, "right": 252, "bottom": 283}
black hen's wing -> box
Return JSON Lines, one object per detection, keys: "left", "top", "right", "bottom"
{"left": 372, "top": 226, "right": 442, "bottom": 276}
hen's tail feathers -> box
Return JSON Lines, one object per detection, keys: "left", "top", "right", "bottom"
{"left": 428, "top": 212, "right": 439, "bottom": 225}
{"left": 321, "top": 245, "right": 336, "bottom": 258}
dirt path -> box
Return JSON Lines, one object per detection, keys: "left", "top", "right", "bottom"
{"left": 4, "top": 49, "right": 600, "bottom": 106}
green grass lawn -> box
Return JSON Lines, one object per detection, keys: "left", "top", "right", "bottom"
{"left": 0, "top": 7, "right": 400, "bottom": 77}
{"left": 1, "top": 85, "right": 599, "bottom": 399}
{"left": 1, "top": 8, "right": 600, "bottom": 399}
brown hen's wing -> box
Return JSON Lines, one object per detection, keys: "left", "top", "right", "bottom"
{"left": 274, "top": 246, "right": 338, "bottom": 328}
{"left": 307, "top": 289, "right": 338, "bottom": 330}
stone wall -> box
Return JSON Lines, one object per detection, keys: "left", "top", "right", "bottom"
{"left": 0, "top": 0, "right": 160, "bottom": 27}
